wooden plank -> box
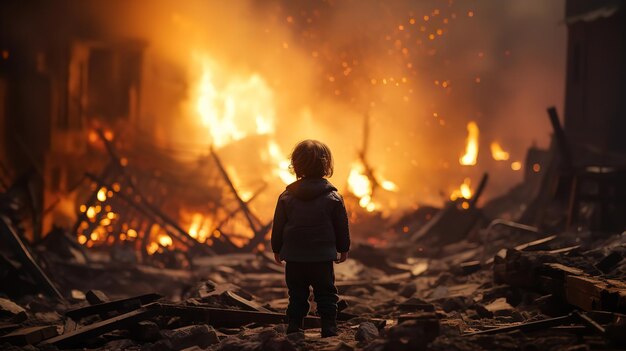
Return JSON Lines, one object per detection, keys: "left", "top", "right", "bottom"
{"left": 41, "top": 305, "right": 162, "bottom": 348}
{"left": 463, "top": 313, "right": 574, "bottom": 336}
{"left": 565, "top": 275, "right": 605, "bottom": 311}
{"left": 160, "top": 303, "right": 321, "bottom": 329}
{"left": 0, "top": 323, "right": 20, "bottom": 334}
{"left": 65, "top": 293, "right": 161, "bottom": 320}
{"left": 0, "top": 325, "right": 58, "bottom": 345}
{"left": 223, "top": 291, "right": 271, "bottom": 313}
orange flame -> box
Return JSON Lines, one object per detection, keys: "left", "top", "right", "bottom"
{"left": 460, "top": 121, "right": 479, "bottom": 166}
{"left": 490, "top": 142, "right": 510, "bottom": 161}
{"left": 347, "top": 162, "right": 398, "bottom": 212}
{"left": 450, "top": 178, "right": 473, "bottom": 201}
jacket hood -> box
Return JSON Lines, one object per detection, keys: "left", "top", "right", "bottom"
{"left": 286, "top": 178, "right": 337, "bottom": 201}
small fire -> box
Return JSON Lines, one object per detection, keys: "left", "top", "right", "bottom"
{"left": 186, "top": 212, "right": 214, "bottom": 244}
{"left": 347, "top": 162, "right": 375, "bottom": 211}
{"left": 459, "top": 121, "right": 479, "bottom": 166}
{"left": 490, "top": 142, "right": 510, "bottom": 161}
{"left": 450, "top": 178, "right": 473, "bottom": 201}
{"left": 347, "top": 162, "right": 398, "bottom": 212}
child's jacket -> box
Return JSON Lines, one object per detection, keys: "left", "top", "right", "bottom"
{"left": 271, "top": 178, "right": 350, "bottom": 262}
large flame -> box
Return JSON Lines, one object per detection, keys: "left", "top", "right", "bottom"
{"left": 193, "top": 53, "right": 294, "bottom": 187}
{"left": 490, "top": 142, "right": 510, "bottom": 161}
{"left": 459, "top": 121, "right": 479, "bottom": 166}
{"left": 194, "top": 55, "right": 275, "bottom": 148}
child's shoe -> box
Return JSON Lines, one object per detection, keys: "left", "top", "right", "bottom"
{"left": 287, "top": 318, "right": 304, "bottom": 334}
{"left": 321, "top": 319, "right": 338, "bottom": 337}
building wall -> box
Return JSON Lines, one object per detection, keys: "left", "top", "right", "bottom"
{"left": 564, "top": 3, "right": 626, "bottom": 158}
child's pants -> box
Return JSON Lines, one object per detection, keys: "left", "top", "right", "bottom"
{"left": 285, "top": 261, "right": 338, "bottom": 320}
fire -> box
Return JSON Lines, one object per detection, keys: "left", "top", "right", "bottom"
{"left": 186, "top": 212, "right": 213, "bottom": 243}
{"left": 347, "top": 162, "right": 375, "bottom": 211}
{"left": 194, "top": 55, "right": 276, "bottom": 148}
{"left": 192, "top": 53, "right": 295, "bottom": 187}
{"left": 267, "top": 141, "right": 296, "bottom": 185}
{"left": 459, "top": 121, "right": 479, "bottom": 166}
{"left": 490, "top": 142, "right": 510, "bottom": 161}
{"left": 450, "top": 178, "right": 473, "bottom": 201}
{"left": 157, "top": 234, "right": 173, "bottom": 247}
{"left": 347, "top": 162, "right": 398, "bottom": 212}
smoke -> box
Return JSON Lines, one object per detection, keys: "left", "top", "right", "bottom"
{"left": 5, "top": 0, "right": 566, "bottom": 213}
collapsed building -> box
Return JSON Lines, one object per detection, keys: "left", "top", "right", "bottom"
{"left": 1, "top": 0, "right": 626, "bottom": 350}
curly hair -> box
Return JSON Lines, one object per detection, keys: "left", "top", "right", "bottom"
{"left": 289, "top": 140, "right": 334, "bottom": 179}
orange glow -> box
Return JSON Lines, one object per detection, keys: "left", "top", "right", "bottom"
{"left": 97, "top": 187, "right": 107, "bottom": 202}
{"left": 460, "top": 121, "right": 479, "bottom": 166}
{"left": 490, "top": 142, "right": 510, "bottom": 161}
{"left": 511, "top": 161, "right": 522, "bottom": 171}
{"left": 157, "top": 234, "right": 173, "bottom": 247}
{"left": 86, "top": 206, "right": 96, "bottom": 219}
{"left": 533, "top": 163, "right": 541, "bottom": 172}
{"left": 450, "top": 178, "right": 473, "bottom": 201}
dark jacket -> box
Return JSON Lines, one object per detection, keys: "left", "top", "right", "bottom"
{"left": 271, "top": 178, "right": 350, "bottom": 262}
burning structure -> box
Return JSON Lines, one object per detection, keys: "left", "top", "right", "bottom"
{"left": 1, "top": 0, "right": 626, "bottom": 350}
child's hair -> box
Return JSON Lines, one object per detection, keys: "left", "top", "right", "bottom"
{"left": 289, "top": 140, "right": 334, "bottom": 179}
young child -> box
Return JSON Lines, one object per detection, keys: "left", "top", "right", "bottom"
{"left": 271, "top": 139, "right": 350, "bottom": 337}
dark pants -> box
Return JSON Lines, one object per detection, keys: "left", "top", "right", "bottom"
{"left": 285, "top": 261, "right": 338, "bottom": 320}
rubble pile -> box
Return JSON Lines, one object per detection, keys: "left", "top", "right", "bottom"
{"left": 2, "top": 203, "right": 626, "bottom": 351}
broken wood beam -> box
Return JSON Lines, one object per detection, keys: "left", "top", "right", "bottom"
{"left": 160, "top": 303, "right": 321, "bottom": 329}
{"left": 547, "top": 106, "right": 573, "bottom": 170}
{"left": 222, "top": 290, "right": 271, "bottom": 313}
{"left": 0, "top": 215, "right": 65, "bottom": 301}
{"left": 469, "top": 173, "right": 489, "bottom": 208}
{"left": 84, "top": 173, "right": 214, "bottom": 256}
{"left": 0, "top": 325, "right": 58, "bottom": 346}
{"left": 41, "top": 304, "right": 163, "bottom": 349}
{"left": 92, "top": 131, "right": 215, "bottom": 256}
{"left": 209, "top": 147, "right": 264, "bottom": 247}
{"left": 463, "top": 313, "right": 574, "bottom": 336}
{"left": 65, "top": 293, "right": 162, "bottom": 320}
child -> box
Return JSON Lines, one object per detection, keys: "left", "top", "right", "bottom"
{"left": 271, "top": 139, "right": 350, "bottom": 337}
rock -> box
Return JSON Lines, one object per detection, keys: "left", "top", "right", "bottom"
{"left": 355, "top": 322, "right": 379, "bottom": 343}
{"left": 263, "top": 336, "right": 297, "bottom": 351}
{"left": 0, "top": 298, "right": 27, "bottom": 323}
{"left": 285, "top": 331, "right": 304, "bottom": 343}
{"left": 398, "top": 284, "right": 417, "bottom": 298}
{"left": 70, "top": 289, "right": 86, "bottom": 300}
{"left": 257, "top": 328, "right": 278, "bottom": 342}
{"left": 162, "top": 324, "right": 219, "bottom": 350}
{"left": 388, "top": 315, "right": 440, "bottom": 349}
